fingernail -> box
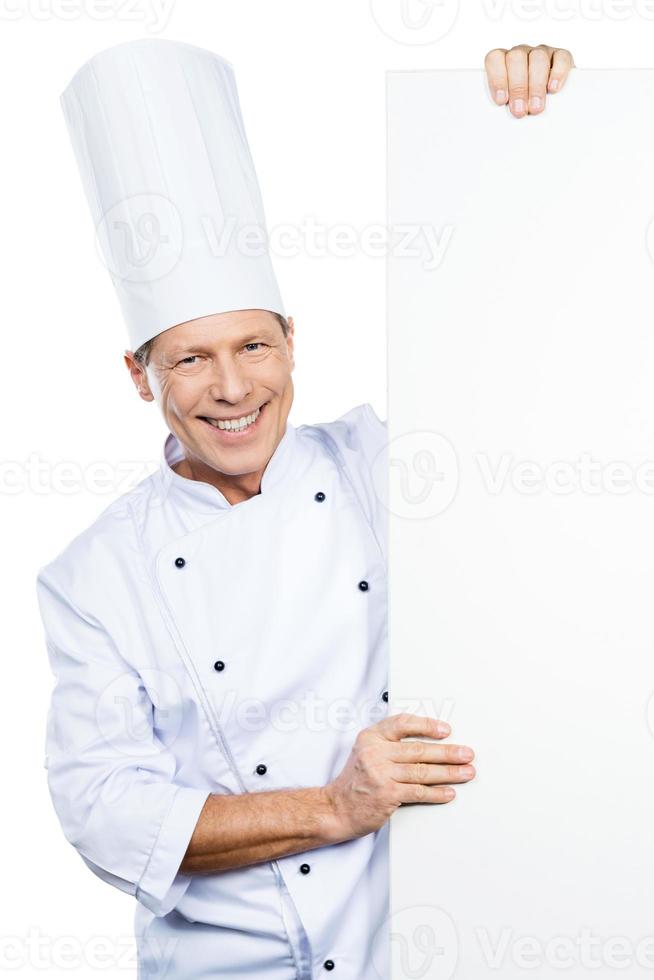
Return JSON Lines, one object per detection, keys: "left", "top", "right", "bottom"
{"left": 457, "top": 747, "right": 473, "bottom": 761}
{"left": 549, "top": 78, "right": 559, "bottom": 92}
{"left": 511, "top": 98, "right": 526, "bottom": 116}
{"left": 437, "top": 723, "right": 451, "bottom": 735}
{"left": 494, "top": 88, "right": 507, "bottom": 105}
{"left": 444, "top": 788, "right": 455, "bottom": 799}
{"left": 529, "top": 96, "right": 543, "bottom": 112}
{"left": 460, "top": 766, "right": 475, "bottom": 777}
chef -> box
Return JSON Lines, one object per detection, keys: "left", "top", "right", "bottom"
{"left": 36, "top": 39, "right": 573, "bottom": 980}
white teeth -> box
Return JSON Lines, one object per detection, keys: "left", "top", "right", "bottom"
{"left": 205, "top": 406, "right": 261, "bottom": 431}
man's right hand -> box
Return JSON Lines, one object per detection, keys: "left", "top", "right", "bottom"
{"left": 180, "top": 714, "right": 475, "bottom": 875}
{"left": 323, "top": 713, "right": 476, "bottom": 839}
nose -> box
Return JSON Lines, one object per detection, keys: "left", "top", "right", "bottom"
{"left": 207, "top": 355, "right": 253, "bottom": 406}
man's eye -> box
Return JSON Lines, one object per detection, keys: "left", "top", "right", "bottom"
{"left": 179, "top": 355, "right": 198, "bottom": 365}
{"left": 244, "top": 342, "right": 266, "bottom": 352}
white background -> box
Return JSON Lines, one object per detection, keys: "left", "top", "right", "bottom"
{"left": 3, "top": 2, "right": 654, "bottom": 976}
{"left": 387, "top": 68, "right": 654, "bottom": 978}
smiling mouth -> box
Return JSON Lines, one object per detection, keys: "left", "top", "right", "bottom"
{"left": 198, "top": 401, "right": 268, "bottom": 434}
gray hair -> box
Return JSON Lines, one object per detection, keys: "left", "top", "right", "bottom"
{"left": 133, "top": 311, "right": 290, "bottom": 367}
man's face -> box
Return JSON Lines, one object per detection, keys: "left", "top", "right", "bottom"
{"left": 128, "top": 309, "right": 295, "bottom": 486}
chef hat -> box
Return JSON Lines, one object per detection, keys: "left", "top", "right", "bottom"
{"left": 60, "top": 38, "right": 286, "bottom": 352}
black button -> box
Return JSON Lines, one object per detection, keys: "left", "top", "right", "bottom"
{"left": 358, "top": 580, "right": 369, "bottom": 592}
{"left": 324, "top": 961, "right": 335, "bottom": 971}
{"left": 382, "top": 691, "right": 388, "bottom": 702}
{"left": 174, "top": 557, "right": 186, "bottom": 568}
{"left": 214, "top": 661, "right": 225, "bottom": 672}
{"left": 299, "top": 863, "right": 311, "bottom": 875}
{"left": 314, "top": 491, "right": 326, "bottom": 502}
{"left": 255, "top": 764, "right": 267, "bottom": 776}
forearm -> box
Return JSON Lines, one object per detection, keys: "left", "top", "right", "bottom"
{"left": 179, "top": 785, "right": 348, "bottom": 874}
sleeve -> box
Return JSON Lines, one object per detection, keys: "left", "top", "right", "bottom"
{"left": 36, "top": 565, "right": 211, "bottom": 918}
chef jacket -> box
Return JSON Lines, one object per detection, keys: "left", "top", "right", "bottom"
{"left": 36, "top": 402, "right": 390, "bottom": 980}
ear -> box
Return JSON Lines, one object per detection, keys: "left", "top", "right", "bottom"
{"left": 124, "top": 351, "right": 155, "bottom": 402}
{"left": 286, "top": 315, "right": 296, "bottom": 371}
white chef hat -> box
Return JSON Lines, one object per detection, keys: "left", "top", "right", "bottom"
{"left": 60, "top": 38, "right": 286, "bottom": 352}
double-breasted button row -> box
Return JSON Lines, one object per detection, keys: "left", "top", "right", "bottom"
{"left": 316, "top": 491, "right": 373, "bottom": 597}
{"left": 177, "top": 511, "right": 356, "bottom": 974}
{"left": 179, "top": 552, "right": 370, "bottom": 596}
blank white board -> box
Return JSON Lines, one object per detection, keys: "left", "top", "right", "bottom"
{"left": 386, "top": 70, "right": 654, "bottom": 979}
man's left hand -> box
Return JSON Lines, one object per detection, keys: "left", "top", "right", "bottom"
{"left": 484, "top": 44, "right": 575, "bottom": 118}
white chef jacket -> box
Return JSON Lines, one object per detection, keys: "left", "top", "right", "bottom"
{"left": 36, "top": 402, "right": 390, "bottom": 980}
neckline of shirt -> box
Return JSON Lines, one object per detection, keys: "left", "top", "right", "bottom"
{"left": 157, "top": 420, "right": 298, "bottom": 511}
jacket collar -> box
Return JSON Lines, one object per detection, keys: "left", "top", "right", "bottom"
{"left": 157, "top": 420, "right": 297, "bottom": 511}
